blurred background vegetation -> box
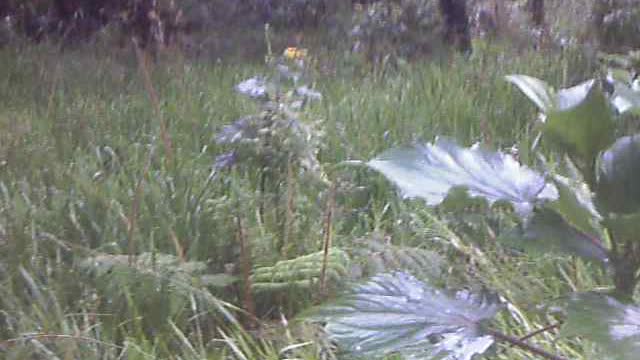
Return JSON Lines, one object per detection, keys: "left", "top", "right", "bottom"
{"left": 0, "top": 0, "right": 639, "bottom": 359}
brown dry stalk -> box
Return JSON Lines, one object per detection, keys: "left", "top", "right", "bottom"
{"left": 319, "top": 181, "right": 337, "bottom": 297}
{"left": 132, "top": 37, "right": 174, "bottom": 167}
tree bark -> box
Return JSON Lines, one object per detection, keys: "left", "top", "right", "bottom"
{"left": 438, "top": 0, "right": 471, "bottom": 52}
{"left": 527, "top": 0, "right": 545, "bottom": 27}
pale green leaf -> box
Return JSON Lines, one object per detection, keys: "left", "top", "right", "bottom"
{"left": 312, "top": 272, "right": 499, "bottom": 359}
{"left": 596, "top": 134, "right": 640, "bottom": 214}
{"left": 367, "top": 138, "right": 558, "bottom": 217}
{"left": 563, "top": 293, "right": 640, "bottom": 360}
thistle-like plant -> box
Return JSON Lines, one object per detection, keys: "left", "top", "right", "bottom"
{"left": 215, "top": 27, "right": 325, "bottom": 258}
{"left": 312, "top": 65, "right": 640, "bottom": 359}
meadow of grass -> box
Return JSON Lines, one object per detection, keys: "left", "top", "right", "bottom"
{"left": 0, "top": 41, "right": 610, "bottom": 359}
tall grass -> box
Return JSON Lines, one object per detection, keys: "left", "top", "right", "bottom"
{"left": 0, "top": 41, "right": 603, "bottom": 359}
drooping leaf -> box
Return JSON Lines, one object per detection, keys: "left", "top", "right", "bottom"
{"left": 311, "top": 272, "right": 499, "bottom": 360}
{"left": 549, "top": 174, "right": 602, "bottom": 238}
{"left": 563, "top": 292, "right": 640, "bottom": 359}
{"left": 502, "top": 208, "right": 609, "bottom": 263}
{"left": 596, "top": 134, "right": 640, "bottom": 214}
{"left": 367, "top": 138, "right": 558, "bottom": 217}
{"left": 507, "top": 75, "right": 615, "bottom": 165}
{"left": 544, "top": 79, "right": 615, "bottom": 164}
{"left": 505, "top": 75, "right": 555, "bottom": 112}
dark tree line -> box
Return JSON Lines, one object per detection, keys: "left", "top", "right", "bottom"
{"left": 1, "top": 0, "right": 183, "bottom": 48}
{"left": 1, "top": 0, "right": 476, "bottom": 53}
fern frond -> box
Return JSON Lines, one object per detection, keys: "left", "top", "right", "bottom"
{"left": 250, "top": 248, "right": 349, "bottom": 293}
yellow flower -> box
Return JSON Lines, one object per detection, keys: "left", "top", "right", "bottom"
{"left": 283, "top": 47, "right": 308, "bottom": 61}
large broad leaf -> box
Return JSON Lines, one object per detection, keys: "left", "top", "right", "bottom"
{"left": 546, "top": 79, "right": 615, "bottom": 164}
{"left": 502, "top": 208, "right": 609, "bottom": 263}
{"left": 596, "top": 134, "right": 640, "bottom": 214}
{"left": 367, "top": 138, "right": 558, "bottom": 217}
{"left": 507, "top": 75, "right": 615, "bottom": 165}
{"left": 312, "top": 272, "right": 499, "bottom": 359}
{"left": 563, "top": 293, "right": 640, "bottom": 359}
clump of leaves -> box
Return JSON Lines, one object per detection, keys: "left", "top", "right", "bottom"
{"left": 215, "top": 31, "right": 326, "bottom": 259}
{"left": 312, "top": 70, "right": 640, "bottom": 359}
{"left": 80, "top": 252, "right": 235, "bottom": 341}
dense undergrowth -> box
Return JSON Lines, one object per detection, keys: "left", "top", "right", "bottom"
{"left": 0, "top": 40, "right": 615, "bottom": 359}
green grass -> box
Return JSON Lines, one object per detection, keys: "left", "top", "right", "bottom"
{"left": 0, "top": 41, "right": 607, "bottom": 359}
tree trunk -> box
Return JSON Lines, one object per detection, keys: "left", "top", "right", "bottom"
{"left": 438, "top": 0, "right": 471, "bottom": 53}
{"left": 527, "top": 0, "right": 545, "bottom": 27}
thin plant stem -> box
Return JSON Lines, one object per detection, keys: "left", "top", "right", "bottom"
{"left": 486, "top": 328, "right": 568, "bottom": 360}
{"left": 319, "top": 182, "right": 337, "bottom": 297}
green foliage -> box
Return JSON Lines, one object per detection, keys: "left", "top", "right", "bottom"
{"left": 596, "top": 134, "right": 640, "bottom": 214}
{"left": 506, "top": 74, "right": 615, "bottom": 169}
{"left": 563, "top": 292, "right": 640, "bottom": 359}
{"left": 251, "top": 248, "right": 350, "bottom": 292}
{"left": 0, "top": 42, "right": 604, "bottom": 359}
{"left": 504, "top": 207, "right": 608, "bottom": 262}
{"left": 311, "top": 272, "right": 499, "bottom": 360}
{"left": 318, "top": 51, "right": 640, "bottom": 360}
{"left": 367, "top": 138, "right": 558, "bottom": 217}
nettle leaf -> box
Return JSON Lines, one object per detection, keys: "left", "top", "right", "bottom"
{"left": 596, "top": 134, "right": 640, "bottom": 214}
{"left": 367, "top": 138, "right": 558, "bottom": 217}
{"left": 313, "top": 272, "right": 499, "bottom": 360}
{"left": 507, "top": 75, "right": 615, "bottom": 164}
{"left": 563, "top": 293, "right": 640, "bottom": 359}
{"left": 504, "top": 208, "right": 609, "bottom": 263}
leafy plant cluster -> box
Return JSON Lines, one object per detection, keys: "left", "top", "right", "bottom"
{"left": 313, "top": 50, "right": 640, "bottom": 359}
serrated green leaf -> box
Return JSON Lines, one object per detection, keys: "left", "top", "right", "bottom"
{"left": 563, "top": 293, "right": 640, "bottom": 360}
{"left": 596, "top": 135, "right": 640, "bottom": 214}
{"left": 311, "top": 272, "right": 499, "bottom": 360}
{"left": 367, "top": 138, "right": 558, "bottom": 218}
{"left": 502, "top": 208, "right": 609, "bottom": 263}
{"left": 505, "top": 75, "right": 555, "bottom": 111}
